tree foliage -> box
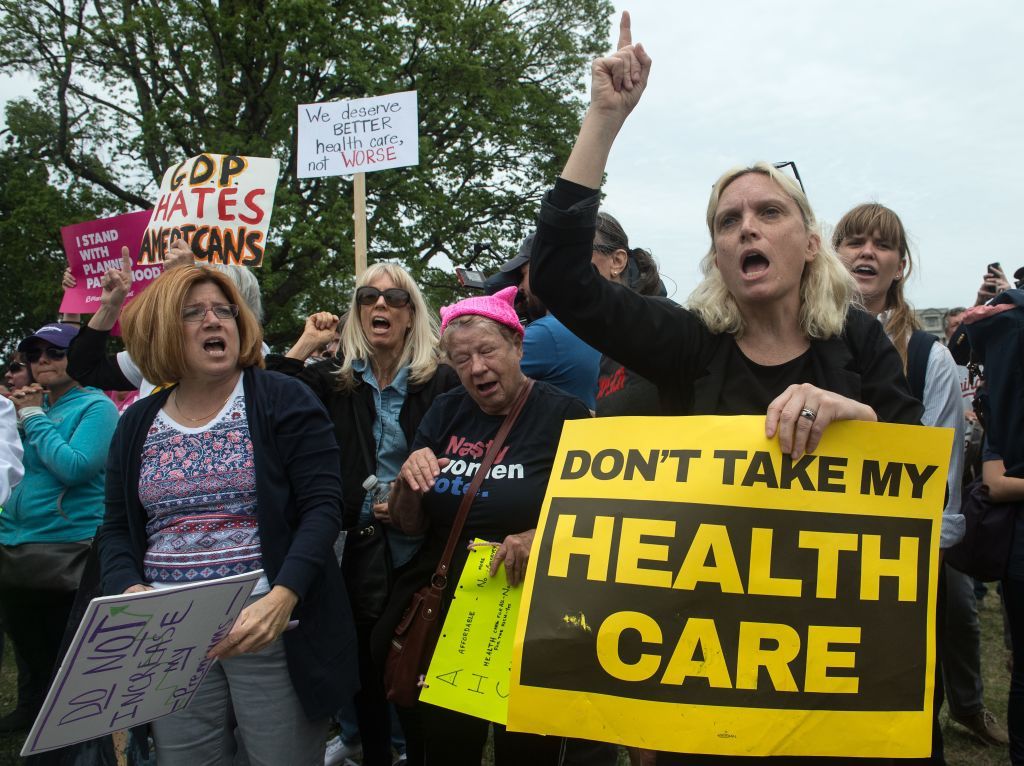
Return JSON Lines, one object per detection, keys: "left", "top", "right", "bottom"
{"left": 0, "top": 0, "right": 612, "bottom": 345}
{"left": 0, "top": 147, "right": 101, "bottom": 354}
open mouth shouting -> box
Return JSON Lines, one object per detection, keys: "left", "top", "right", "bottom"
{"left": 851, "top": 263, "right": 878, "bottom": 278}
{"left": 741, "top": 249, "right": 770, "bottom": 279}
{"left": 202, "top": 336, "right": 228, "bottom": 356}
{"left": 370, "top": 315, "right": 392, "bottom": 334}
{"left": 475, "top": 379, "right": 499, "bottom": 398}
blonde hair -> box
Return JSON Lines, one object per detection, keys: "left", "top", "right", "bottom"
{"left": 832, "top": 203, "right": 918, "bottom": 369}
{"left": 688, "top": 162, "right": 855, "bottom": 340}
{"left": 121, "top": 267, "right": 264, "bottom": 384}
{"left": 335, "top": 262, "right": 439, "bottom": 391}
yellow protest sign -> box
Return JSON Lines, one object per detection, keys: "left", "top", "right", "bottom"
{"left": 421, "top": 541, "right": 521, "bottom": 724}
{"left": 508, "top": 416, "right": 951, "bottom": 759}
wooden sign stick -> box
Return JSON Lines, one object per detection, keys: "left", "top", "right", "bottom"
{"left": 354, "top": 172, "right": 367, "bottom": 276}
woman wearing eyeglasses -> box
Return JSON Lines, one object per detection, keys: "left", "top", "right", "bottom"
{"left": 0, "top": 323, "right": 118, "bottom": 731}
{"left": 267, "top": 263, "right": 458, "bottom": 765}
{"left": 97, "top": 266, "right": 357, "bottom": 764}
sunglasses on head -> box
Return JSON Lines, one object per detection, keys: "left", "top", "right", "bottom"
{"left": 25, "top": 347, "right": 67, "bottom": 364}
{"left": 356, "top": 287, "right": 411, "bottom": 308}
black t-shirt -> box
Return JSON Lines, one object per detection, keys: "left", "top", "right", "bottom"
{"left": 413, "top": 381, "right": 590, "bottom": 548}
{"left": 595, "top": 355, "right": 662, "bottom": 416}
{"left": 717, "top": 346, "right": 815, "bottom": 415}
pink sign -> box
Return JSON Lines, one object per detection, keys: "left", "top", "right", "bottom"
{"left": 59, "top": 209, "right": 163, "bottom": 314}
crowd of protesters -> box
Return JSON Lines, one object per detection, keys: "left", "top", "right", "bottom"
{"left": 1, "top": 10, "right": 1024, "bottom": 766}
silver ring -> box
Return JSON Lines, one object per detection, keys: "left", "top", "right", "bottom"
{"left": 799, "top": 407, "right": 817, "bottom": 422}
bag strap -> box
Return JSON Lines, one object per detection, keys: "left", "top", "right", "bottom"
{"left": 431, "top": 378, "right": 535, "bottom": 588}
{"left": 906, "top": 329, "right": 937, "bottom": 403}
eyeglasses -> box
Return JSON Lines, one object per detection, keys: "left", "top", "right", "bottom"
{"left": 6, "top": 362, "right": 26, "bottom": 374}
{"left": 25, "top": 347, "right": 68, "bottom": 364}
{"left": 355, "top": 287, "right": 412, "bottom": 308}
{"left": 772, "top": 161, "right": 805, "bottom": 194}
{"left": 182, "top": 304, "right": 240, "bottom": 323}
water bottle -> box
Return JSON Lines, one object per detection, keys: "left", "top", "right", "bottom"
{"left": 362, "top": 474, "right": 392, "bottom": 505}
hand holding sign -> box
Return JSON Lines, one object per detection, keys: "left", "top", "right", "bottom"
{"left": 766, "top": 383, "right": 878, "bottom": 459}
{"left": 490, "top": 528, "right": 536, "bottom": 587}
{"left": 208, "top": 585, "right": 298, "bottom": 660}
{"left": 164, "top": 237, "right": 196, "bottom": 270}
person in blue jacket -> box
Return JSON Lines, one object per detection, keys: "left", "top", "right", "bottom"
{"left": 0, "top": 322, "right": 118, "bottom": 731}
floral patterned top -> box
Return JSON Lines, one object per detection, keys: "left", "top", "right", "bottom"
{"left": 138, "top": 377, "right": 264, "bottom": 587}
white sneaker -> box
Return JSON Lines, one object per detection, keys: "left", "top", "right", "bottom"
{"left": 324, "top": 735, "right": 363, "bottom": 766}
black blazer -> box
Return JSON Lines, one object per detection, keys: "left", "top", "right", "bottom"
{"left": 264, "top": 355, "right": 461, "bottom": 528}
{"left": 97, "top": 366, "right": 358, "bottom": 719}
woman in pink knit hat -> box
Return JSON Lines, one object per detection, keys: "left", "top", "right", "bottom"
{"left": 376, "top": 285, "right": 590, "bottom": 766}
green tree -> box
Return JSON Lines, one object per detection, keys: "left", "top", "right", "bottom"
{"left": 0, "top": 143, "right": 102, "bottom": 354}
{"left": 0, "top": 0, "right": 612, "bottom": 346}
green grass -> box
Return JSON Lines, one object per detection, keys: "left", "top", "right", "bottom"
{"left": 0, "top": 594, "right": 1014, "bottom": 764}
{"left": 1, "top": 637, "right": 20, "bottom": 764}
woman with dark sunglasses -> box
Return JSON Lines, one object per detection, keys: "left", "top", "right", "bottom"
{"left": 3, "top": 355, "right": 32, "bottom": 394}
{"left": 0, "top": 323, "right": 118, "bottom": 731}
{"left": 268, "top": 262, "right": 458, "bottom": 765}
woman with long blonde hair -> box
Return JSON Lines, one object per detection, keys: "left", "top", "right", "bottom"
{"left": 272, "top": 262, "right": 458, "bottom": 765}
{"left": 528, "top": 14, "right": 927, "bottom": 763}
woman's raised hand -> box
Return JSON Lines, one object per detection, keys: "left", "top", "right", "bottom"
{"left": 589, "top": 12, "right": 652, "bottom": 125}
{"left": 766, "top": 383, "right": 878, "bottom": 459}
{"left": 562, "top": 12, "right": 652, "bottom": 189}
{"left": 301, "top": 312, "right": 340, "bottom": 347}
{"left": 164, "top": 237, "right": 196, "bottom": 270}
{"left": 99, "top": 248, "right": 134, "bottom": 310}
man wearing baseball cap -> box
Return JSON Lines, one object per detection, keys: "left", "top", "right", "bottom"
{"left": 498, "top": 234, "right": 600, "bottom": 409}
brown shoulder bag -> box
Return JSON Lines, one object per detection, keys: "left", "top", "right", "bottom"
{"left": 384, "top": 379, "right": 533, "bottom": 707}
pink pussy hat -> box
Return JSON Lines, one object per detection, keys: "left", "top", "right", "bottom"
{"left": 439, "top": 286, "right": 524, "bottom": 337}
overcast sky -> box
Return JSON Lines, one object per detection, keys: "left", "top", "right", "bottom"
{"left": 601, "top": 0, "right": 1023, "bottom": 309}
{"left": 3, "top": 2, "right": 1020, "bottom": 311}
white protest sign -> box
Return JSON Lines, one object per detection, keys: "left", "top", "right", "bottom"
{"left": 139, "top": 153, "right": 280, "bottom": 267}
{"left": 22, "top": 570, "right": 262, "bottom": 756}
{"left": 297, "top": 91, "right": 419, "bottom": 178}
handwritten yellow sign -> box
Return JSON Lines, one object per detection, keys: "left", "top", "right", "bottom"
{"left": 508, "top": 416, "right": 951, "bottom": 759}
{"left": 421, "top": 541, "right": 522, "bottom": 724}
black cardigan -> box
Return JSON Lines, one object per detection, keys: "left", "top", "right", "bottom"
{"left": 96, "top": 366, "right": 358, "bottom": 719}
{"left": 530, "top": 180, "right": 924, "bottom": 426}
{"left": 264, "top": 355, "right": 461, "bottom": 529}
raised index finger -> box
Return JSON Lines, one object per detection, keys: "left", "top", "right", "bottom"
{"left": 617, "top": 10, "right": 632, "bottom": 50}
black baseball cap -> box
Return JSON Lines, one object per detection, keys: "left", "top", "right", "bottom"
{"left": 498, "top": 233, "right": 535, "bottom": 274}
